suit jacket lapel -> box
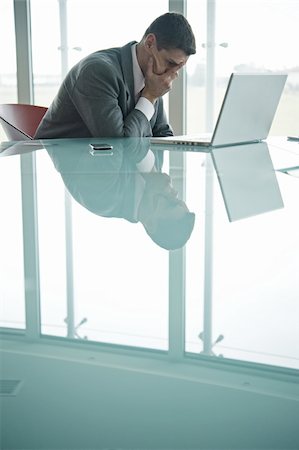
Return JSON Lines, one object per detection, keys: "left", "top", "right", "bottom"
{"left": 120, "top": 41, "right": 137, "bottom": 112}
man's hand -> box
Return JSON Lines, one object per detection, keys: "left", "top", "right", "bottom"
{"left": 142, "top": 57, "right": 184, "bottom": 104}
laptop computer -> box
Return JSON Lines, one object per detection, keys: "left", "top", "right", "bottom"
{"left": 151, "top": 73, "right": 287, "bottom": 148}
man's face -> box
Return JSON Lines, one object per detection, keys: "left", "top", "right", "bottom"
{"left": 151, "top": 47, "right": 189, "bottom": 75}
{"left": 145, "top": 34, "right": 189, "bottom": 75}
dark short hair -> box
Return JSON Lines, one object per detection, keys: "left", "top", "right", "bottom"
{"left": 145, "top": 211, "right": 196, "bottom": 250}
{"left": 144, "top": 12, "right": 196, "bottom": 56}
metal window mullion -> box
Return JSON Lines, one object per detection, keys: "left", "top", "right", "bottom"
{"left": 58, "top": 0, "right": 69, "bottom": 78}
{"left": 57, "top": 0, "right": 76, "bottom": 338}
{"left": 205, "top": 0, "right": 216, "bottom": 132}
{"left": 64, "top": 191, "right": 75, "bottom": 338}
{"left": 201, "top": 0, "right": 216, "bottom": 355}
{"left": 168, "top": 152, "right": 187, "bottom": 360}
{"left": 168, "top": 0, "right": 187, "bottom": 135}
{"left": 14, "top": 0, "right": 34, "bottom": 104}
{"left": 20, "top": 153, "right": 41, "bottom": 340}
{"left": 14, "top": 0, "right": 40, "bottom": 338}
{"left": 14, "top": 0, "right": 74, "bottom": 340}
{"left": 168, "top": 246, "right": 186, "bottom": 359}
{"left": 167, "top": 0, "right": 187, "bottom": 360}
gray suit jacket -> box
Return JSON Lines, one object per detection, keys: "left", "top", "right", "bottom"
{"left": 35, "top": 42, "right": 173, "bottom": 139}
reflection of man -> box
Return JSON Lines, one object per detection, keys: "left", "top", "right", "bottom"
{"left": 138, "top": 171, "right": 195, "bottom": 250}
{"left": 35, "top": 13, "right": 196, "bottom": 139}
{"left": 46, "top": 138, "right": 195, "bottom": 250}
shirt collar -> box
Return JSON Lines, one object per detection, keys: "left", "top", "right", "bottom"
{"left": 131, "top": 43, "right": 145, "bottom": 99}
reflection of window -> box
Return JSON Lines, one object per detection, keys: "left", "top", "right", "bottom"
{"left": 185, "top": 148, "right": 299, "bottom": 370}
{"left": 0, "top": 157, "right": 26, "bottom": 330}
{"left": 36, "top": 150, "right": 169, "bottom": 349}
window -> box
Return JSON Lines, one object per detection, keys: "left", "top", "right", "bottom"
{"left": 186, "top": 0, "right": 299, "bottom": 135}
{"left": 0, "top": 0, "right": 17, "bottom": 140}
{"left": 30, "top": 0, "right": 169, "bottom": 105}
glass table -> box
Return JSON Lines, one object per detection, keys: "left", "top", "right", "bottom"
{"left": 1, "top": 136, "right": 299, "bottom": 372}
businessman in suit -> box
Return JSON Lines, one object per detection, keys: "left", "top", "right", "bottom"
{"left": 34, "top": 12, "right": 196, "bottom": 139}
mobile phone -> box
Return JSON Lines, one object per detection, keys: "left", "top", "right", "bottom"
{"left": 89, "top": 143, "right": 113, "bottom": 150}
{"left": 89, "top": 143, "right": 113, "bottom": 156}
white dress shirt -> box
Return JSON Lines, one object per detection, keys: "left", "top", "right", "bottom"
{"left": 130, "top": 44, "right": 156, "bottom": 218}
{"left": 131, "top": 43, "right": 155, "bottom": 122}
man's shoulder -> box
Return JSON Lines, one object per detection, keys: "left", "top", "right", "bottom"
{"left": 71, "top": 50, "right": 119, "bottom": 82}
{"left": 81, "top": 48, "right": 120, "bottom": 68}
{"left": 76, "top": 41, "right": 135, "bottom": 75}
{"left": 84, "top": 41, "right": 136, "bottom": 65}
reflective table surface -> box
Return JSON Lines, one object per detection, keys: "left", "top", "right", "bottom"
{"left": 1, "top": 136, "right": 299, "bottom": 371}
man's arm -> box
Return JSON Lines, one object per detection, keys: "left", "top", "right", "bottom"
{"left": 71, "top": 59, "right": 152, "bottom": 137}
{"left": 152, "top": 97, "right": 173, "bottom": 137}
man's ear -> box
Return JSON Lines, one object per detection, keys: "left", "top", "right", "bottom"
{"left": 144, "top": 33, "right": 157, "bottom": 51}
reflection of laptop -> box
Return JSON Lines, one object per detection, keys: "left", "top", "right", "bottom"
{"left": 211, "top": 142, "right": 284, "bottom": 221}
{"left": 151, "top": 73, "right": 287, "bottom": 148}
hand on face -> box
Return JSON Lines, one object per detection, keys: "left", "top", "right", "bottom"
{"left": 142, "top": 57, "right": 183, "bottom": 102}
{"left": 141, "top": 38, "right": 188, "bottom": 104}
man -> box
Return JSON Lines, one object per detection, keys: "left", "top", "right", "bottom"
{"left": 34, "top": 12, "right": 196, "bottom": 139}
